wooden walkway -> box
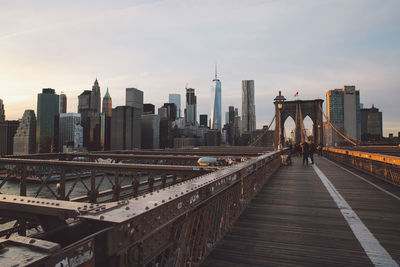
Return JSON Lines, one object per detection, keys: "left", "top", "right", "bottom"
{"left": 202, "top": 156, "right": 400, "bottom": 266}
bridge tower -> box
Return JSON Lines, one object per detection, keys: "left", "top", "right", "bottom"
{"left": 274, "top": 91, "right": 324, "bottom": 149}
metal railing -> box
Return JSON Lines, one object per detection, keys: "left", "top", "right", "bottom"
{"left": 0, "top": 149, "right": 284, "bottom": 266}
{"left": 323, "top": 147, "right": 400, "bottom": 187}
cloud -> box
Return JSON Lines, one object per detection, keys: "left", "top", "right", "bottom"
{"left": 0, "top": 0, "right": 399, "bottom": 137}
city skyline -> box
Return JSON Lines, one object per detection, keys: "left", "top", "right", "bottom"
{"left": 1, "top": 1, "right": 399, "bottom": 136}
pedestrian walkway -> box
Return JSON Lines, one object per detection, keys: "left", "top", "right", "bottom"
{"left": 202, "top": 156, "right": 400, "bottom": 266}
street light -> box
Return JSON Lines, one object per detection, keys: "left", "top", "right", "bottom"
{"left": 274, "top": 91, "right": 286, "bottom": 151}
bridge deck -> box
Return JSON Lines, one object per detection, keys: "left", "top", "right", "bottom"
{"left": 202, "top": 156, "right": 400, "bottom": 266}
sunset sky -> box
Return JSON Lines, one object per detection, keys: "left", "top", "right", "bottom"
{"left": 1, "top": 0, "right": 399, "bottom": 136}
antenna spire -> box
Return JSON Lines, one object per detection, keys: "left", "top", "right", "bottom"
{"left": 215, "top": 63, "right": 217, "bottom": 80}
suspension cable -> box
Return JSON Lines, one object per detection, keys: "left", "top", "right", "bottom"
{"left": 250, "top": 114, "right": 276, "bottom": 146}
{"left": 318, "top": 105, "right": 357, "bottom": 146}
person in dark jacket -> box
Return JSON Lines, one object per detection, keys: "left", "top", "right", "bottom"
{"left": 301, "top": 142, "right": 309, "bottom": 165}
{"left": 309, "top": 141, "right": 316, "bottom": 164}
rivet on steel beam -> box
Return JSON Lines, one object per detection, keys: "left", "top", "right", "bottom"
{"left": 126, "top": 206, "right": 130, "bottom": 210}
{"left": 100, "top": 215, "right": 104, "bottom": 220}
{"left": 162, "top": 200, "right": 165, "bottom": 203}
{"left": 145, "top": 206, "right": 149, "bottom": 210}
{"left": 154, "top": 203, "right": 157, "bottom": 206}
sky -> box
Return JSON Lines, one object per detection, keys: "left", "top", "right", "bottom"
{"left": 0, "top": 0, "right": 399, "bottom": 136}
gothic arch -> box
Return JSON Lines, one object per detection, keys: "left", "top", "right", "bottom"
{"left": 274, "top": 92, "right": 323, "bottom": 148}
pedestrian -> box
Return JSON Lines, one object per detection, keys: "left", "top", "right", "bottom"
{"left": 309, "top": 141, "right": 316, "bottom": 164}
{"left": 301, "top": 142, "right": 309, "bottom": 165}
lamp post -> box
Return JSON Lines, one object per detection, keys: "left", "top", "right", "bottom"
{"left": 274, "top": 91, "right": 286, "bottom": 151}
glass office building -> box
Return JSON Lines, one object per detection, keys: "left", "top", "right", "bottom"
{"left": 168, "top": 94, "right": 181, "bottom": 118}
{"left": 211, "top": 69, "right": 222, "bottom": 131}
{"left": 36, "top": 88, "right": 59, "bottom": 153}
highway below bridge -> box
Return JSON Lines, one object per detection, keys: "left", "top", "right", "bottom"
{"left": 0, "top": 146, "right": 399, "bottom": 266}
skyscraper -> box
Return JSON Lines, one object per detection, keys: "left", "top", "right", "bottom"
{"left": 185, "top": 88, "right": 197, "bottom": 126}
{"left": 200, "top": 114, "right": 208, "bottom": 127}
{"left": 242, "top": 80, "right": 256, "bottom": 133}
{"left": 326, "top": 85, "right": 361, "bottom": 145}
{"left": 162, "top": 103, "right": 177, "bottom": 121}
{"left": 101, "top": 88, "right": 112, "bottom": 151}
{"left": 36, "top": 88, "right": 59, "bottom": 153}
{"left": 91, "top": 79, "right": 101, "bottom": 114}
{"left": 228, "top": 106, "right": 235, "bottom": 125}
{"left": 59, "top": 113, "right": 81, "bottom": 151}
{"left": 77, "top": 80, "right": 103, "bottom": 151}
{"left": 126, "top": 88, "right": 143, "bottom": 148}
{"left": 102, "top": 88, "right": 112, "bottom": 117}
{"left": 13, "top": 110, "right": 36, "bottom": 155}
{"left": 211, "top": 66, "right": 222, "bottom": 131}
{"left": 141, "top": 114, "right": 160, "bottom": 149}
{"left": 78, "top": 91, "right": 92, "bottom": 112}
{"left": 0, "top": 120, "right": 19, "bottom": 155}
{"left": 110, "top": 106, "right": 141, "bottom": 150}
{"left": 361, "top": 105, "right": 383, "bottom": 141}
{"left": 143, "top": 104, "right": 155, "bottom": 114}
{"left": 59, "top": 93, "right": 67, "bottom": 113}
{"left": 169, "top": 94, "right": 181, "bottom": 118}
{"left": 126, "top": 88, "right": 144, "bottom": 110}
{"left": 0, "top": 99, "right": 5, "bottom": 122}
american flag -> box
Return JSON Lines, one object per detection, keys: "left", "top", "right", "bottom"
{"left": 294, "top": 92, "right": 299, "bottom": 97}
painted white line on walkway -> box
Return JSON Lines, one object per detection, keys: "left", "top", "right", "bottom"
{"left": 323, "top": 157, "right": 400, "bottom": 201}
{"left": 312, "top": 164, "right": 398, "bottom": 267}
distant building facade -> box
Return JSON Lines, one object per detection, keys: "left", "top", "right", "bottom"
{"left": 77, "top": 80, "right": 103, "bottom": 151}
{"left": 326, "top": 85, "right": 361, "bottom": 146}
{"left": 141, "top": 114, "right": 160, "bottom": 149}
{"left": 158, "top": 107, "right": 168, "bottom": 120}
{"left": 126, "top": 88, "right": 144, "bottom": 110}
{"left": 143, "top": 103, "right": 155, "bottom": 115}
{"left": 199, "top": 114, "right": 208, "bottom": 127}
{"left": 59, "top": 93, "right": 67, "bottom": 113}
{"left": 13, "top": 110, "right": 36, "bottom": 155}
{"left": 242, "top": 80, "right": 256, "bottom": 133}
{"left": 102, "top": 88, "right": 112, "bottom": 117}
{"left": 101, "top": 89, "right": 112, "bottom": 150}
{"left": 91, "top": 79, "right": 101, "bottom": 114}
{"left": 111, "top": 106, "right": 141, "bottom": 150}
{"left": 211, "top": 68, "right": 222, "bottom": 131}
{"left": 162, "top": 103, "right": 177, "bottom": 121}
{"left": 185, "top": 88, "right": 197, "bottom": 126}
{"left": 126, "top": 88, "right": 143, "bottom": 147}
{"left": 0, "top": 120, "right": 19, "bottom": 155}
{"left": 59, "top": 113, "right": 81, "bottom": 151}
{"left": 0, "top": 99, "right": 5, "bottom": 122}
{"left": 361, "top": 105, "right": 383, "bottom": 141}
{"left": 37, "top": 88, "right": 59, "bottom": 153}
{"left": 169, "top": 94, "right": 181, "bottom": 117}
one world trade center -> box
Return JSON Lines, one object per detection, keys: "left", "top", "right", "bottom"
{"left": 211, "top": 65, "right": 222, "bottom": 131}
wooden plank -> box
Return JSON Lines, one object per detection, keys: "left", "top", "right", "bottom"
{"left": 202, "top": 157, "right": 375, "bottom": 266}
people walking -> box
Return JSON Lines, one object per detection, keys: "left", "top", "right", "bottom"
{"left": 309, "top": 141, "right": 316, "bottom": 164}
{"left": 301, "top": 142, "right": 309, "bottom": 165}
